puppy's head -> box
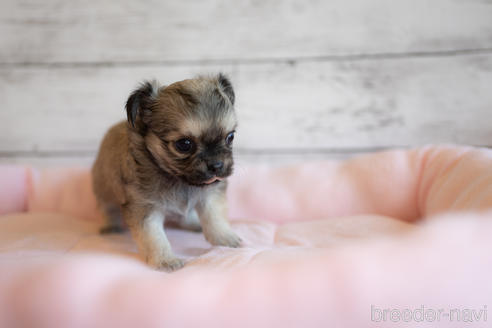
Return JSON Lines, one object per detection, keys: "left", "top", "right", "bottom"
{"left": 126, "top": 74, "right": 237, "bottom": 186}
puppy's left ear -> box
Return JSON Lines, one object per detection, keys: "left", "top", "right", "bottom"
{"left": 217, "top": 73, "right": 235, "bottom": 105}
{"left": 126, "top": 80, "right": 160, "bottom": 129}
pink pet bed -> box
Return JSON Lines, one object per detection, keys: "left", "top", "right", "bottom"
{"left": 0, "top": 145, "right": 491, "bottom": 327}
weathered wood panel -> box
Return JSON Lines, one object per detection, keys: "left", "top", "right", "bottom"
{"left": 1, "top": 0, "right": 492, "bottom": 63}
{"left": 235, "top": 54, "right": 492, "bottom": 149}
{"left": 1, "top": 53, "right": 491, "bottom": 155}
{"left": 0, "top": 64, "right": 234, "bottom": 152}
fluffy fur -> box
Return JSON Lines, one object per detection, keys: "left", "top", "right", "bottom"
{"left": 91, "top": 74, "right": 241, "bottom": 271}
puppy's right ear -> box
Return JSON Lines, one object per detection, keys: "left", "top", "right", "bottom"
{"left": 217, "top": 73, "right": 235, "bottom": 105}
{"left": 125, "top": 80, "right": 160, "bottom": 128}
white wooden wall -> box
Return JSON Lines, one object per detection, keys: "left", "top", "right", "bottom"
{"left": 1, "top": 0, "right": 491, "bottom": 166}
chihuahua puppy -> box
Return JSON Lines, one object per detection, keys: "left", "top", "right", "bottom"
{"left": 92, "top": 74, "right": 241, "bottom": 271}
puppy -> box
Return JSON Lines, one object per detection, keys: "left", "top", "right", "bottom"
{"left": 91, "top": 74, "right": 241, "bottom": 271}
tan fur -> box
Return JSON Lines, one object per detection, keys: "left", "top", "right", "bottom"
{"left": 91, "top": 74, "right": 240, "bottom": 271}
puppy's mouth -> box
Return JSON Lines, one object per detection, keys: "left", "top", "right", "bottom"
{"left": 202, "top": 176, "right": 223, "bottom": 185}
{"left": 186, "top": 176, "right": 224, "bottom": 187}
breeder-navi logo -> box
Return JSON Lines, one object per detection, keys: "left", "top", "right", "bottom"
{"left": 371, "top": 305, "right": 487, "bottom": 323}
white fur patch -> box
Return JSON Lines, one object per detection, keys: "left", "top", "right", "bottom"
{"left": 149, "top": 80, "right": 161, "bottom": 99}
{"left": 195, "top": 190, "right": 241, "bottom": 247}
{"left": 137, "top": 210, "right": 174, "bottom": 263}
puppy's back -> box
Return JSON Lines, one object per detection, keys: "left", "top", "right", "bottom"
{"left": 92, "top": 121, "right": 129, "bottom": 206}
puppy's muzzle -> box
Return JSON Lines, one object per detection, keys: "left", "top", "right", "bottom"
{"left": 207, "top": 161, "right": 224, "bottom": 174}
{"left": 200, "top": 161, "right": 225, "bottom": 185}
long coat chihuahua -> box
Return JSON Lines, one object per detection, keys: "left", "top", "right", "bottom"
{"left": 92, "top": 74, "right": 241, "bottom": 271}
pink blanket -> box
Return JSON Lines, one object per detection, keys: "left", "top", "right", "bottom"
{"left": 1, "top": 145, "right": 491, "bottom": 327}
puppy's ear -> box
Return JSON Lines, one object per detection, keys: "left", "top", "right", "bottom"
{"left": 217, "top": 73, "right": 235, "bottom": 105}
{"left": 125, "top": 80, "right": 160, "bottom": 128}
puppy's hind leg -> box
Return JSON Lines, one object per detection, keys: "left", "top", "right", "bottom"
{"left": 99, "top": 203, "right": 126, "bottom": 234}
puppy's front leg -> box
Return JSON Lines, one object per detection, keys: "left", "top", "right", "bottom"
{"left": 125, "top": 206, "right": 184, "bottom": 271}
{"left": 196, "top": 190, "right": 241, "bottom": 248}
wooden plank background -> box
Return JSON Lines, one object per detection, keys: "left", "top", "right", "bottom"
{"left": 1, "top": 0, "right": 491, "bottom": 166}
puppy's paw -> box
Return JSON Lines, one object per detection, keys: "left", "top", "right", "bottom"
{"left": 148, "top": 256, "right": 185, "bottom": 272}
{"left": 206, "top": 230, "right": 242, "bottom": 248}
{"left": 161, "top": 257, "right": 186, "bottom": 272}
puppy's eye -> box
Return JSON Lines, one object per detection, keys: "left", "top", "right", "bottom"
{"left": 174, "top": 138, "right": 194, "bottom": 153}
{"left": 225, "top": 132, "right": 235, "bottom": 146}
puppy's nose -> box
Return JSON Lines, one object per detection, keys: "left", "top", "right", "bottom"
{"left": 207, "top": 161, "right": 224, "bottom": 173}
